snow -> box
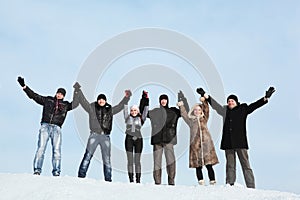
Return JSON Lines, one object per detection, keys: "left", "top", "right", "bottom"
{"left": 0, "top": 173, "right": 299, "bottom": 200}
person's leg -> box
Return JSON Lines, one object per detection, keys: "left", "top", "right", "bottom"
{"left": 164, "top": 143, "right": 176, "bottom": 185}
{"left": 225, "top": 149, "right": 236, "bottom": 185}
{"left": 78, "top": 133, "right": 99, "bottom": 178}
{"left": 125, "top": 135, "right": 134, "bottom": 182}
{"left": 100, "top": 134, "right": 112, "bottom": 182}
{"left": 196, "top": 166, "right": 203, "bottom": 181}
{"left": 206, "top": 164, "right": 216, "bottom": 185}
{"left": 51, "top": 125, "right": 62, "bottom": 176}
{"left": 153, "top": 144, "right": 163, "bottom": 185}
{"left": 33, "top": 123, "right": 50, "bottom": 175}
{"left": 237, "top": 149, "right": 255, "bottom": 188}
{"left": 134, "top": 138, "right": 143, "bottom": 183}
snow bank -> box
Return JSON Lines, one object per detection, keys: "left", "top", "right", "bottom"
{"left": 0, "top": 173, "right": 299, "bottom": 200}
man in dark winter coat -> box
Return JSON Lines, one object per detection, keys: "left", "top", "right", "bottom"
{"left": 147, "top": 94, "right": 181, "bottom": 185}
{"left": 73, "top": 82, "right": 131, "bottom": 182}
{"left": 17, "top": 76, "right": 79, "bottom": 176}
{"left": 197, "top": 87, "right": 275, "bottom": 188}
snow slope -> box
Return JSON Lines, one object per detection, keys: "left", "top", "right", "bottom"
{"left": 0, "top": 173, "right": 299, "bottom": 200}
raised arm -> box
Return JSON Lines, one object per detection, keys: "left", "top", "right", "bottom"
{"left": 112, "top": 90, "right": 131, "bottom": 115}
{"left": 200, "top": 98, "right": 209, "bottom": 120}
{"left": 139, "top": 90, "right": 149, "bottom": 122}
{"left": 177, "top": 101, "right": 191, "bottom": 127}
{"left": 124, "top": 104, "right": 129, "bottom": 120}
{"left": 18, "top": 77, "right": 46, "bottom": 105}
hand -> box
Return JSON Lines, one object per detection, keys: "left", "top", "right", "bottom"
{"left": 196, "top": 88, "right": 205, "bottom": 97}
{"left": 265, "top": 87, "right": 275, "bottom": 98}
{"left": 142, "top": 90, "right": 149, "bottom": 98}
{"left": 125, "top": 90, "right": 132, "bottom": 98}
{"left": 73, "top": 82, "right": 81, "bottom": 91}
{"left": 178, "top": 90, "right": 185, "bottom": 102}
{"left": 17, "top": 76, "right": 25, "bottom": 87}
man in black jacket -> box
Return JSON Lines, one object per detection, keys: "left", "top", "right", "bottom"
{"left": 17, "top": 76, "right": 79, "bottom": 176}
{"left": 148, "top": 94, "right": 181, "bottom": 185}
{"left": 197, "top": 87, "right": 275, "bottom": 188}
{"left": 73, "top": 82, "right": 131, "bottom": 182}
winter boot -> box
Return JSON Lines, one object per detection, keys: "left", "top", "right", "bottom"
{"left": 136, "top": 173, "right": 141, "bottom": 183}
{"left": 210, "top": 180, "right": 216, "bottom": 185}
{"left": 128, "top": 173, "right": 134, "bottom": 183}
{"left": 198, "top": 179, "right": 205, "bottom": 185}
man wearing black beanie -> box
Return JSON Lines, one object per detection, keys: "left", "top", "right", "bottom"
{"left": 17, "top": 76, "right": 79, "bottom": 176}
{"left": 73, "top": 82, "right": 131, "bottom": 182}
{"left": 147, "top": 94, "right": 181, "bottom": 185}
{"left": 196, "top": 87, "right": 275, "bottom": 188}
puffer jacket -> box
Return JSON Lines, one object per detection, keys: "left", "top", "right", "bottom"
{"left": 23, "top": 86, "right": 79, "bottom": 127}
{"left": 77, "top": 89, "right": 129, "bottom": 134}
{"left": 148, "top": 106, "right": 181, "bottom": 145}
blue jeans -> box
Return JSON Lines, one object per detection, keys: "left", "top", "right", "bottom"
{"left": 78, "top": 132, "right": 112, "bottom": 181}
{"left": 33, "top": 123, "right": 62, "bottom": 176}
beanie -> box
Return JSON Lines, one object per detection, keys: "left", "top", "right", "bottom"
{"left": 56, "top": 88, "right": 66, "bottom": 96}
{"left": 227, "top": 94, "right": 239, "bottom": 105}
{"left": 97, "top": 94, "right": 107, "bottom": 101}
{"left": 159, "top": 94, "right": 169, "bottom": 107}
{"left": 130, "top": 105, "right": 140, "bottom": 114}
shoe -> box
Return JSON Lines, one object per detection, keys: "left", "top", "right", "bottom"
{"left": 53, "top": 172, "right": 60, "bottom": 176}
{"left": 198, "top": 180, "right": 205, "bottom": 185}
{"left": 33, "top": 171, "right": 40, "bottom": 175}
{"left": 210, "top": 180, "right": 216, "bottom": 185}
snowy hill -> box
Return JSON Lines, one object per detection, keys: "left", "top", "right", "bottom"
{"left": 1, "top": 173, "right": 299, "bottom": 200}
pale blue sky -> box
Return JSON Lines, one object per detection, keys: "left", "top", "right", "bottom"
{"left": 1, "top": 0, "right": 299, "bottom": 194}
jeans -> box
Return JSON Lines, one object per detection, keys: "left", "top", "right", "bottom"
{"left": 196, "top": 164, "right": 215, "bottom": 181}
{"left": 153, "top": 143, "right": 176, "bottom": 185}
{"left": 33, "top": 123, "right": 62, "bottom": 176}
{"left": 78, "top": 132, "right": 112, "bottom": 181}
{"left": 225, "top": 149, "right": 255, "bottom": 188}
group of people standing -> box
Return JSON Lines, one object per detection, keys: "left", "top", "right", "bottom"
{"left": 17, "top": 76, "right": 275, "bottom": 188}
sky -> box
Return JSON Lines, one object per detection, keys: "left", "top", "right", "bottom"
{"left": 0, "top": 0, "right": 300, "bottom": 195}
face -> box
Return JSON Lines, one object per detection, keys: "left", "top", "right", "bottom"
{"left": 56, "top": 93, "right": 64, "bottom": 100}
{"left": 98, "top": 99, "right": 106, "bottom": 106}
{"left": 160, "top": 99, "right": 168, "bottom": 107}
{"left": 227, "top": 99, "right": 237, "bottom": 109}
{"left": 130, "top": 108, "right": 139, "bottom": 117}
{"left": 193, "top": 105, "right": 203, "bottom": 117}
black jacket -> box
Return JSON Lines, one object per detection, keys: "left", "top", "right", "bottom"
{"left": 208, "top": 96, "right": 267, "bottom": 150}
{"left": 148, "top": 106, "right": 181, "bottom": 145}
{"left": 77, "top": 89, "right": 129, "bottom": 134}
{"left": 24, "top": 86, "right": 79, "bottom": 127}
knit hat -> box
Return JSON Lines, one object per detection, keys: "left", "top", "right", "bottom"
{"left": 56, "top": 88, "right": 66, "bottom": 96}
{"left": 97, "top": 94, "right": 107, "bottom": 101}
{"left": 227, "top": 94, "right": 239, "bottom": 105}
{"left": 130, "top": 105, "right": 140, "bottom": 114}
{"left": 159, "top": 94, "right": 169, "bottom": 107}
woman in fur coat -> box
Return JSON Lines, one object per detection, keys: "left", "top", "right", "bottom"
{"left": 177, "top": 93, "right": 219, "bottom": 185}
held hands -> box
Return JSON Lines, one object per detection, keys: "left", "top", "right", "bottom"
{"left": 265, "top": 87, "right": 275, "bottom": 98}
{"left": 196, "top": 88, "right": 205, "bottom": 97}
{"left": 73, "top": 82, "right": 81, "bottom": 91}
{"left": 125, "top": 90, "right": 132, "bottom": 98}
{"left": 17, "top": 76, "right": 25, "bottom": 87}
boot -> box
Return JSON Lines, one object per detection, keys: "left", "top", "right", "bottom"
{"left": 128, "top": 173, "right": 134, "bottom": 183}
{"left": 136, "top": 173, "right": 141, "bottom": 183}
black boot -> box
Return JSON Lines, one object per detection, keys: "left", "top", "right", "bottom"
{"left": 136, "top": 173, "right": 141, "bottom": 183}
{"left": 128, "top": 173, "right": 134, "bottom": 183}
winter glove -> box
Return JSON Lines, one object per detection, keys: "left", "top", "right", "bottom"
{"left": 17, "top": 76, "right": 25, "bottom": 87}
{"left": 265, "top": 87, "right": 275, "bottom": 98}
{"left": 196, "top": 88, "right": 205, "bottom": 97}
{"left": 178, "top": 90, "right": 189, "bottom": 112}
{"left": 142, "top": 90, "right": 149, "bottom": 99}
{"left": 73, "top": 82, "right": 81, "bottom": 91}
{"left": 125, "top": 90, "right": 132, "bottom": 98}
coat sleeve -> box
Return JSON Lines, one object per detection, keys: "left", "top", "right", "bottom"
{"left": 23, "top": 86, "right": 46, "bottom": 105}
{"left": 201, "top": 100, "right": 210, "bottom": 120}
{"left": 77, "top": 89, "right": 92, "bottom": 113}
{"left": 67, "top": 90, "right": 80, "bottom": 111}
{"left": 207, "top": 95, "right": 226, "bottom": 117}
{"left": 179, "top": 105, "right": 191, "bottom": 127}
{"left": 246, "top": 97, "right": 268, "bottom": 114}
{"left": 123, "top": 104, "right": 129, "bottom": 120}
{"left": 141, "top": 106, "right": 149, "bottom": 122}
{"left": 112, "top": 96, "right": 130, "bottom": 115}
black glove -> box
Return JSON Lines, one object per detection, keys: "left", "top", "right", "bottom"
{"left": 73, "top": 82, "right": 81, "bottom": 91}
{"left": 17, "top": 76, "right": 25, "bottom": 87}
{"left": 196, "top": 88, "right": 205, "bottom": 97}
{"left": 265, "top": 87, "right": 275, "bottom": 98}
{"left": 142, "top": 90, "right": 149, "bottom": 99}
{"left": 125, "top": 90, "right": 132, "bottom": 98}
{"left": 178, "top": 90, "right": 190, "bottom": 112}
{"left": 178, "top": 90, "right": 185, "bottom": 102}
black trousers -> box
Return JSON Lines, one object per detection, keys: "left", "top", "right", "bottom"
{"left": 125, "top": 135, "right": 143, "bottom": 181}
{"left": 196, "top": 164, "right": 215, "bottom": 181}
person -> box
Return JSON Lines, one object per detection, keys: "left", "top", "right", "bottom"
{"left": 17, "top": 76, "right": 79, "bottom": 176}
{"left": 197, "top": 87, "right": 275, "bottom": 188}
{"left": 177, "top": 91, "right": 219, "bottom": 185}
{"left": 123, "top": 90, "right": 149, "bottom": 183}
{"left": 73, "top": 82, "right": 131, "bottom": 182}
{"left": 147, "top": 94, "right": 181, "bottom": 185}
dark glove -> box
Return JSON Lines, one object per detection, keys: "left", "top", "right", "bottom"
{"left": 265, "top": 87, "right": 275, "bottom": 98}
{"left": 178, "top": 90, "right": 190, "bottom": 112}
{"left": 17, "top": 76, "right": 25, "bottom": 87}
{"left": 196, "top": 88, "right": 205, "bottom": 97}
{"left": 142, "top": 90, "right": 149, "bottom": 99}
{"left": 178, "top": 90, "right": 185, "bottom": 102}
{"left": 73, "top": 82, "right": 81, "bottom": 91}
{"left": 125, "top": 90, "right": 132, "bottom": 98}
